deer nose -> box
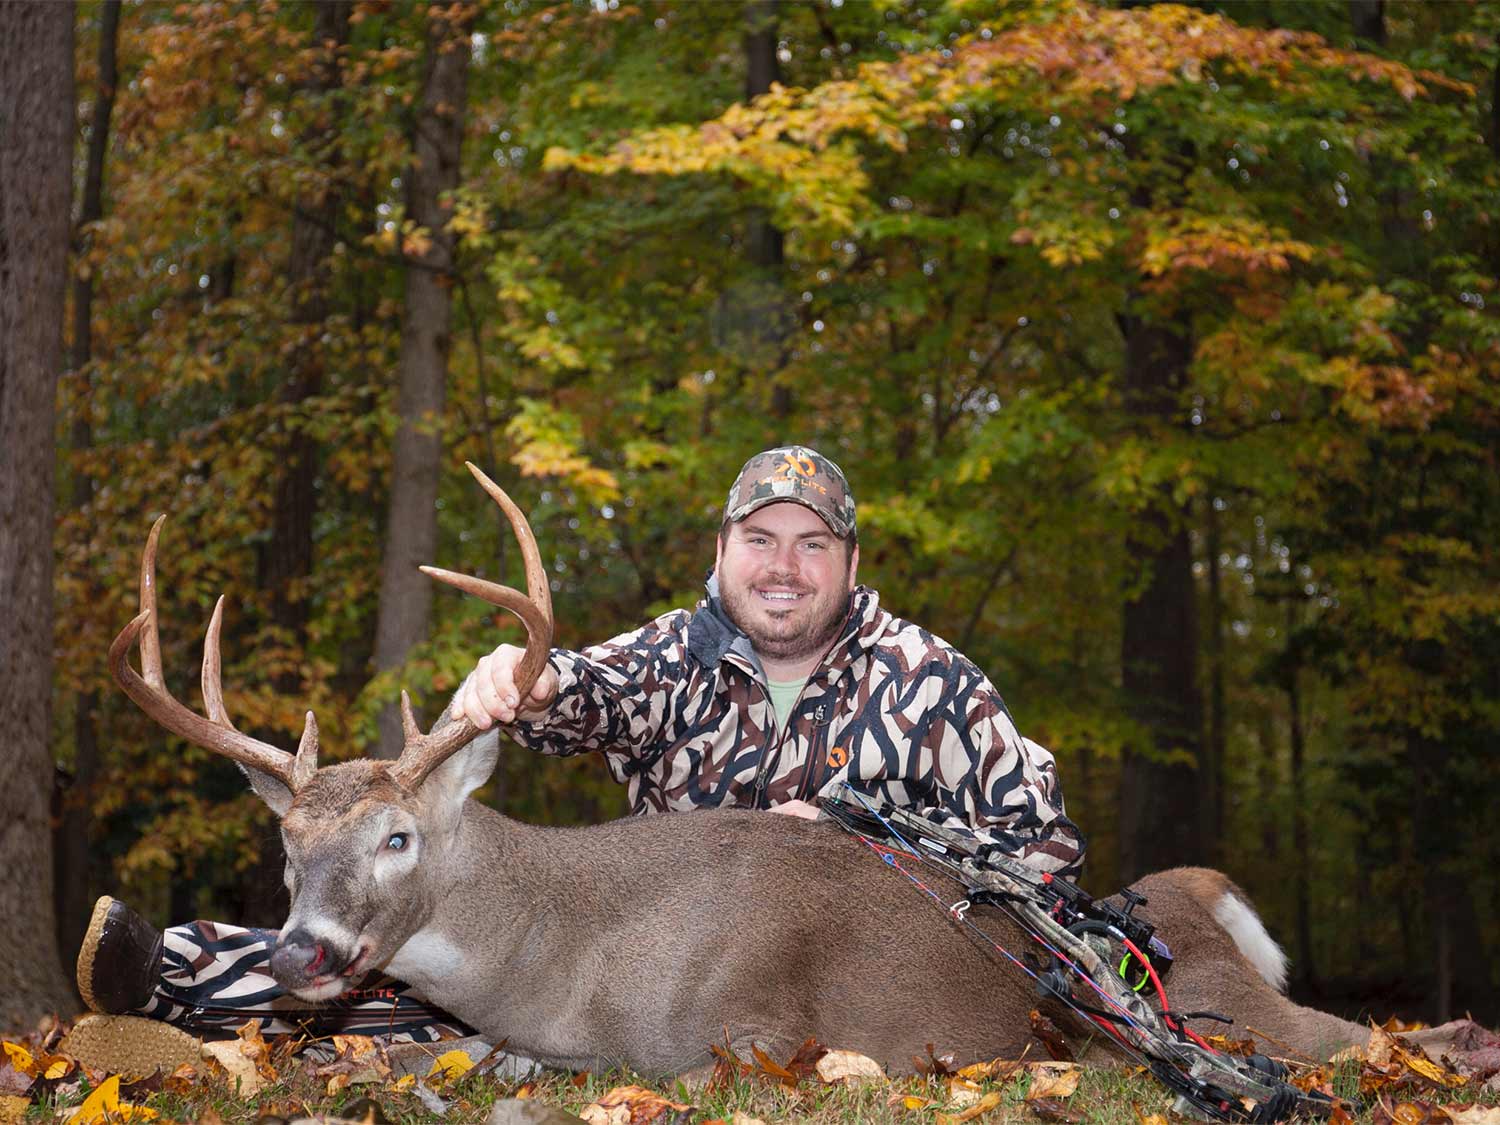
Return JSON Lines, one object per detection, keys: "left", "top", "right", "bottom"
{"left": 270, "top": 928, "right": 329, "bottom": 985}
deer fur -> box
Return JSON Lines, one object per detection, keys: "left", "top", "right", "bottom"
{"left": 250, "top": 734, "right": 1368, "bottom": 1076}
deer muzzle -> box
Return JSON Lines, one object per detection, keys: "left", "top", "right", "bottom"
{"left": 270, "top": 927, "right": 367, "bottom": 997}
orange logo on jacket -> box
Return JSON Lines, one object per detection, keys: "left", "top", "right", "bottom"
{"left": 827, "top": 746, "right": 849, "bottom": 769}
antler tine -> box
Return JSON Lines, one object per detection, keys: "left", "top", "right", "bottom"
{"left": 108, "top": 517, "right": 309, "bottom": 794}
{"left": 391, "top": 463, "right": 555, "bottom": 791}
{"left": 204, "top": 595, "right": 320, "bottom": 782}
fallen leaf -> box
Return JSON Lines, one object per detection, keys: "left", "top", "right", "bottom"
{"left": 160, "top": 1063, "right": 198, "bottom": 1095}
{"left": 1026, "top": 1065, "right": 1080, "bottom": 1101}
{"left": 1131, "top": 1102, "right": 1168, "bottom": 1125}
{"left": 946, "top": 1078, "right": 985, "bottom": 1109}
{"left": 957, "top": 1056, "right": 1026, "bottom": 1083}
{"left": 815, "top": 1050, "right": 885, "bottom": 1084}
{"left": 1029, "top": 1011, "right": 1074, "bottom": 1062}
{"left": 935, "top": 1090, "right": 1002, "bottom": 1124}
{"left": 915, "top": 1043, "right": 960, "bottom": 1077}
{"left": 1, "top": 1046, "right": 35, "bottom": 1078}
{"left": 750, "top": 1044, "right": 798, "bottom": 1086}
{"left": 1445, "top": 1106, "right": 1500, "bottom": 1125}
{"left": 730, "top": 1114, "right": 767, "bottom": 1125}
{"left": 426, "top": 1049, "right": 475, "bottom": 1082}
{"left": 391, "top": 1074, "right": 416, "bottom": 1093}
{"left": 895, "top": 1092, "right": 935, "bottom": 1110}
{"left": 66, "top": 1075, "right": 159, "bottom": 1124}
{"left": 1027, "top": 1097, "right": 1083, "bottom": 1124}
{"left": 579, "top": 1084, "right": 692, "bottom": 1125}
{"left": 202, "top": 1039, "right": 265, "bottom": 1096}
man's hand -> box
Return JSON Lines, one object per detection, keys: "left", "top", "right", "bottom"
{"left": 455, "top": 643, "right": 560, "bottom": 729}
{"left": 770, "top": 799, "right": 822, "bottom": 820}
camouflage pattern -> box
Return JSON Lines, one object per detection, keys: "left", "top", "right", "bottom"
{"left": 723, "top": 446, "right": 857, "bottom": 540}
{"left": 510, "top": 584, "right": 1085, "bottom": 877}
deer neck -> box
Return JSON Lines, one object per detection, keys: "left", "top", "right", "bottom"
{"left": 377, "top": 801, "right": 565, "bottom": 999}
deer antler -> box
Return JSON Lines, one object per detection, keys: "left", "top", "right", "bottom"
{"left": 108, "top": 516, "right": 319, "bottom": 795}
{"left": 390, "top": 462, "right": 555, "bottom": 791}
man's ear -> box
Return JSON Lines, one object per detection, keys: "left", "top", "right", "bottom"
{"left": 421, "top": 727, "right": 502, "bottom": 831}
{"left": 847, "top": 542, "right": 860, "bottom": 591}
{"left": 241, "top": 765, "right": 294, "bottom": 818}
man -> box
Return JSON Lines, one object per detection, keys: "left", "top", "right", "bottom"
{"left": 69, "top": 445, "right": 1084, "bottom": 1069}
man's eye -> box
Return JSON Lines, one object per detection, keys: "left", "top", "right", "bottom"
{"left": 387, "top": 833, "right": 409, "bottom": 851}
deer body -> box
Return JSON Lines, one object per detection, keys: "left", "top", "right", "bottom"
{"left": 108, "top": 465, "right": 1369, "bottom": 1079}
{"left": 277, "top": 752, "right": 1366, "bottom": 1075}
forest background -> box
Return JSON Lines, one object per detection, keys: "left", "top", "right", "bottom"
{"left": 1, "top": 0, "right": 1497, "bottom": 1035}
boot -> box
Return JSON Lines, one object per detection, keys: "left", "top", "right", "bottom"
{"left": 76, "top": 896, "right": 164, "bottom": 1014}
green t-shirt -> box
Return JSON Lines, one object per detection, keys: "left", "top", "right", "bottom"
{"left": 766, "top": 678, "right": 808, "bottom": 731}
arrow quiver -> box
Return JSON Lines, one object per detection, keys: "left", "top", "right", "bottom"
{"left": 820, "top": 786, "right": 1342, "bottom": 1123}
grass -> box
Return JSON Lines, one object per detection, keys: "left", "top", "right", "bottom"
{"left": 20, "top": 1040, "right": 1499, "bottom": 1125}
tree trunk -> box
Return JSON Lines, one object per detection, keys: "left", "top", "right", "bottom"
{"left": 0, "top": 0, "right": 78, "bottom": 1031}
{"left": 1284, "top": 602, "right": 1314, "bottom": 991}
{"left": 56, "top": 0, "right": 122, "bottom": 971}
{"left": 1115, "top": 307, "right": 1205, "bottom": 883}
{"left": 1348, "top": 0, "right": 1385, "bottom": 47}
{"left": 256, "top": 0, "right": 351, "bottom": 676}
{"left": 742, "top": 0, "right": 791, "bottom": 419}
{"left": 242, "top": 0, "right": 353, "bottom": 921}
{"left": 1202, "top": 497, "right": 1226, "bottom": 864}
{"left": 372, "top": 5, "right": 473, "bottom": 758}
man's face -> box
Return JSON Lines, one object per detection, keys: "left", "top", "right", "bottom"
{"left": 715, "top": 501, "right": 859, "bottom": 665}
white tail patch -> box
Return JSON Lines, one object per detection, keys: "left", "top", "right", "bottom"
{"left": 1213, "top": 892, "right": 1289, "bottom": 993}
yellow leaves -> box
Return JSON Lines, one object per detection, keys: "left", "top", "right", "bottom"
{"left": 934, "top": 1090, "right": 1002, "bottom": 1124}
{"left": 506, "top": 400, "right": 621, "bottom": 505}
{"left": 1011, "top": 219, "right": 1118, "bottom": 268}
{"left": 3, "top": 1043, "right": 69, "bottom": 1081}
{"left": 67, "top": 1076, "right": 159, "bottom": 1125}
{"left": 425, "top": 1049, "right": 475, "bottom": 1082}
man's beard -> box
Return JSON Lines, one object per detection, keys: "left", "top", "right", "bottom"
{"left": 719, "top": 572, "right": 851, "bottom": 664}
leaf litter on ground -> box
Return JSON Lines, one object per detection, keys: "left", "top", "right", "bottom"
{"left": 2, "top": 1014, "right": 1498, "bottom": 1125}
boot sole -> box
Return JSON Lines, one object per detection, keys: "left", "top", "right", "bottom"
{"left": 75, "top": 896, "right": 115, "bottom": 1013}
{"left": 59, "top": 1014, "right": 204, "bottom": 1078}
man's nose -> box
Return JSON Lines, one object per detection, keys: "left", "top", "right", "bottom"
{"left": 769, "top": 541, "right": 801, "bottom": 572}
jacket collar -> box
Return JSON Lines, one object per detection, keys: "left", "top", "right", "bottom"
{"left": 686, "top": 572, "right": 882, "bottom": 680}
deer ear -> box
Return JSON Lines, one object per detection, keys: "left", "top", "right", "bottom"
{"left": 240, "top": 764, "right": 294, "bottom": 817}
{"left": 421, "top": 726, "right": 501, "bottom": 821}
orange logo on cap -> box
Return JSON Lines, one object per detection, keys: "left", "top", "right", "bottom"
{"left": 776, "top": 452, "right": 816, "bottom": 479}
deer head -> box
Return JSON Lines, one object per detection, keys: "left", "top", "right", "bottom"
{"left": 108, "top": 462, "right": 552, "bottom": 999}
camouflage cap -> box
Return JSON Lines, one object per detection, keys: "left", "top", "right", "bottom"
{"left": 722, "top": 445, "right": 856, "bottom": 539}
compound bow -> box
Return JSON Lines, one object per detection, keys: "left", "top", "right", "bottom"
{"left": 820, "top": 784, "right": 1347, "bottom": 1123}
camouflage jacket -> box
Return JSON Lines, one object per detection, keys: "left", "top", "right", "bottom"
{"left": 510, "top": 582, "right": 1085, "bottom": 877}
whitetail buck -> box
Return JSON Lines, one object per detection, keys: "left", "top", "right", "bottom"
{"left": 109, "top": 464, "right": 1372, "bottom": 1078}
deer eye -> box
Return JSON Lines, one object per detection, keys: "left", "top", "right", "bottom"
{"left": 386, "top": 833, "right": 409, "bottom": 851}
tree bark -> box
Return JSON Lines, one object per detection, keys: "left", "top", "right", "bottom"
{"left": 0, "top": 0, "right": 78, "bottom": 1031}
{"left": 1201, "top": 498, "right": 1226, "bottom": 864}
{"left": 1115, "top": 307, "right": 1206, "bottom": 883}
{"left": 56, "top": 0, "right": 122, "bottom": 972}
{"left": 240, "top": 0, "right": 352, "bottom": 921}
{"left": 256, "top": 0, "right": 352, "bottom": 670}
{"left": 742, "top": 0, "right": 792, "bottom": 419}
{"left": 1348, "top": 0, "right": 1385, "bottom": 47}
{"left": 1284, "top": 602, "right": 1314, "bottom": 991}
{"left": 372, "top": 5, "right": 473, "bottom": 758}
